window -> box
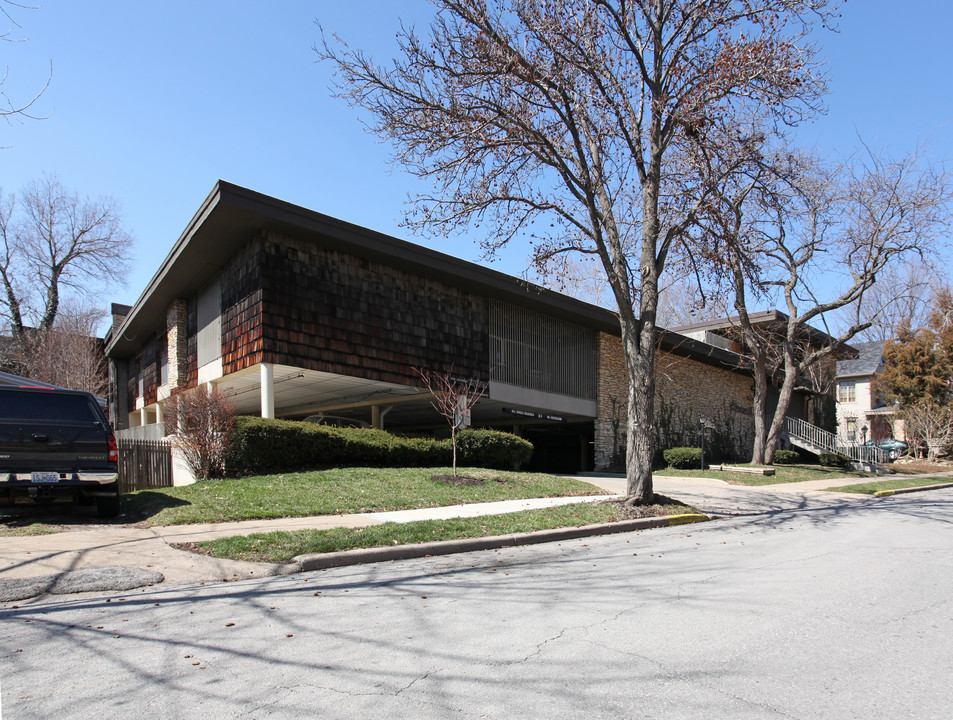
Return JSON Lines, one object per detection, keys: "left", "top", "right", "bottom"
{"left": 3, "top": 392, "right": 100, "bottom": 423}
{"left": 846, "top": 418, "right": 857, "bottom": 442}
{"left": 837, "top": 381, "right": 856, "bottom": 403}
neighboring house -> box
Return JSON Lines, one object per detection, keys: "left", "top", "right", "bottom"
{"left": 106, "top": 181, "right": 804, "bottom": 472}
{"left": 834, "top": 340, "right": 899, "bottom": 445}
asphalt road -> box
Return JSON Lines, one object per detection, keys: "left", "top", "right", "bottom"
{"left": 2, "top": 489, "right": 951, "bottom": 719}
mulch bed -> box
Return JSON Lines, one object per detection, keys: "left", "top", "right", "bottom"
{"left": 595, "top": 496, "right": 692, "bottom": 521}
{"left": 430, "top": 474, "right": 486, "bottom": 486}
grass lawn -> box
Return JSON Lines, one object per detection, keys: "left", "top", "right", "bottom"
{"left": 655, "top": 464, "right": 875, "bottom": 486}
{"left": 827, "top": 477, "right": 953, "bottom": 495}
{"left": 0, "top": 522, "right": 61, "bottom": 537}
{"left": 190, "top": 496, "right": 699, "bottom": 563}
{"left": 887, "top": 461, "right": 952, "bottom": 475}
{"left": 124, "top": 467, "right": 605, "bottom": 526}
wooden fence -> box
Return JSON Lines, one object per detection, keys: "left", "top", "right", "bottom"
{"left": 118, "top": 438, "right": 173, "bottom": 493}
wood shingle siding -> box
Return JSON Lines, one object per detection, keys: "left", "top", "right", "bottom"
{"left": 221, "top": 236, "right": 265, "bottom": 374}
{"left": 258, "top": 233, "right": 489, "bottom": 385}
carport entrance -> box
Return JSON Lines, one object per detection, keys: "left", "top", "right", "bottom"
{"left": 519, "top": 422, "right": 594, "bottom": 474}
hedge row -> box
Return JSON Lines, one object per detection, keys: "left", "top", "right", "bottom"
{"left": 225, "top": 417, "right": 533, "bottom": 475}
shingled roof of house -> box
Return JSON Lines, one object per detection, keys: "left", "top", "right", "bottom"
{"left": 835, "top": 340, "right": 885, "bottom": 379}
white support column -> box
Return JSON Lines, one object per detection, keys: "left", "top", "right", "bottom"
{"left": 261, "top": 362, "right": 275, "bottom": 419}
{"left": 155, "top": 402, "right": 164, "bottom": 424}
{"left": 140, "top": 407, "right": 148, "bottom": 426}
{"left": 371, "top": 405, "right": 394, "bottom": 430}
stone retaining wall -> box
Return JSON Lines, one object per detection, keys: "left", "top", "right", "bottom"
{"left": 595, "top": 333, "right": 755, "bottom": 469}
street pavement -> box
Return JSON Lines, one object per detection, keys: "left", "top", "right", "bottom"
{"left": 1, "top": 487, "right": 951, "bottom": 719}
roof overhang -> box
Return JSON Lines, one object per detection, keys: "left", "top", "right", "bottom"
{"left": 105, "top": 181, "right": 767, "bottom": 380}
{"left": 671, "top": 310, "right": 859, "bottom": 360}
{"left": 106, "top": 181, "right": 621, "bottom": 359}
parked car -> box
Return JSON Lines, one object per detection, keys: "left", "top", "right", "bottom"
{"left": 302, "top": 414, "right": 371, "bottom": 429}
{"left": 0, "top": 386, "right": 120, "bottom": 517}
{"left": 864, "top": 438, "right": 909, "bottom": 461}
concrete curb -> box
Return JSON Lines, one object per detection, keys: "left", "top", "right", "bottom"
{"left": 0, "top": 567, "right": 165, "bottom": 603}
{"left": 291, "top": 513, "right": 709, "bottom": 571}
{"left": 874, "top": 482, "right": 953, "bottom": 497}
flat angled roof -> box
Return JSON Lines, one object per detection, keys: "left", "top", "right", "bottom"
{"left": 106, "top": 181, "right": 624, "bottom": 358}
{"left": 671, "top": 310, "right": 857, "bottom": 358}
{"left": 105, "top": 181, "right": 755, "bottom": 378}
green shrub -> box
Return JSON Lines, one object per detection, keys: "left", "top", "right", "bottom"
{"left": 772, "top": 449, "right": 801, "bottom": 465}
{"left": 819, "top": 452, "right": 851, "bottom": 468}
{"left": 225, "top": 417, "right": 533, "bottom": 475}
{"left": 456, "top": 429, "right": 533, "bottom": 469}
{"left": 663, "top": 446, "right": 704, "bottom": 469}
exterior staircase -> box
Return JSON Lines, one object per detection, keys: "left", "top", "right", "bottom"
{"left": 784, "top": 417, "right": 887, "bottom": 467}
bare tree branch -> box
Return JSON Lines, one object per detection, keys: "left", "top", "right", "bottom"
{"left": 319, "top": 0, "right": 840, "bottom": 503}
{"left": 413, "top": 366, "right": 487, "bottom": 476}
{"left": 0, "top": 174, "right": 134, "bottom": 337}
{"left": 691, "top": 140, "right": 952, "bottom": 463}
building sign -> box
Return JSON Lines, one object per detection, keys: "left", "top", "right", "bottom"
{"left": 503, "top": 407, "right": 566, "bottom": 422}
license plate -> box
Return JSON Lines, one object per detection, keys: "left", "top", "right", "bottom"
{"left": 31, "top": 472, "right": 60, "bottom": 483}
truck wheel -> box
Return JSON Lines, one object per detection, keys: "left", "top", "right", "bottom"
{"left": 96, "top": 492, "right": 121, "bottom": 519}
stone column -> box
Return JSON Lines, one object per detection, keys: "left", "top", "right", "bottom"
{"left": 166, "top": 299, "right": 188, "bottom": 389}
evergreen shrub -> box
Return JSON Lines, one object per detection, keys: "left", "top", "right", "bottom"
{"left": 663, "top": 446, "right": 704, "bottom": 469}
{"left": 772, "top": 449, "right": 801, "bottom": 465}
{"left": 819, "top": 452, "right": 851, "bottom": 468}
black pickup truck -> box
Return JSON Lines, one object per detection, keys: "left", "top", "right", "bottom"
{"left": 0, "top": 385, "right": 121, "bottom": 518}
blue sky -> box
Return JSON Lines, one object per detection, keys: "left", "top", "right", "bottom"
{"left": 2, "top": 1, "right": 951, "bottom": 318}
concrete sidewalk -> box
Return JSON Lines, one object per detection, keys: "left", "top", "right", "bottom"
{"left": 0, "top": 471, "right": 941, "bottom": 597}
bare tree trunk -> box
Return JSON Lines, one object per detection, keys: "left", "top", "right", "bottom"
{"left": 749, "top": 355, "right": 770, "bottom": 464}
{"left": 451, "top": 425, "right": 457, "bottom": 477}
{"left": 623, "top": 319, "right": 656, "bottom": 505}
{"left": 763, "top": 339, "right": 800, "bottom": 462}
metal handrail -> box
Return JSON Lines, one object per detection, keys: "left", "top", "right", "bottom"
{"left": 784, "top": 416, "right": 887, "bottom": 465}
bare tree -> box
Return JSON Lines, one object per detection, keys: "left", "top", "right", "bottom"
{"left": 318, "top": 0, "right": 838, "bottom": 504}
{"left": 5, "top": 301, "right": 107, "bottom": 394}
{"left": 901, "top": 401, "right": 953, "bottom": 462}
{"left": 657, "top": 277, "right": 732, "bottom": 329}
{"left": 531, "top": 254, "right": 617, "bottom": 310}
{"left": 848, "top": 258, "right": 941, "bottom": 342}
{"left": 1, "top": 1, "right": 51, "bottom": 125}
{"left": 164, "top": 387, "right": 236, "bottom": 480}
{"left": 696, "top": 144, "right": 951, "bottom": 463}
{"left": 414, "top": 366, "right": 486, "bottom": 476}
{"left": 0, "top": 175, "right": 133, "bottom": 337}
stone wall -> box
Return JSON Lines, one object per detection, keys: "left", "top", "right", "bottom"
{"left": 166, "top": 299, "right": 188, "bottom": 389}
{"left": 594, "top": 333, "right": 755, "bottom": 469}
